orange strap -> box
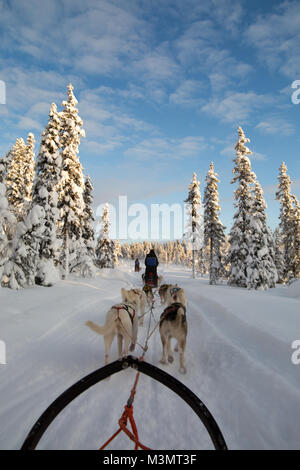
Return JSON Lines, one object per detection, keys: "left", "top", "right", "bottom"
{"left": 99, "top": 362, "right": 150, "bottom": 450}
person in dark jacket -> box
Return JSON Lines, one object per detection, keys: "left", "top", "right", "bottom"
{"left": 135, "top": 258, "right": 140, "bottom": 272}
{"left": 144, "top": 249, "right": 159, "bottom": 286}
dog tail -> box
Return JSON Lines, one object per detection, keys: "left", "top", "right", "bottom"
{"left": 85, "top": 319, "right": 115, "bottom": 336}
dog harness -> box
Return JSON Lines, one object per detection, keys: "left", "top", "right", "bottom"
{"left": 113, "top": 304, "right": 136, "bottom": 325}
{"left": 160, "top": 302, "right": 187, "bottom": 326}
{"left": 132, "top": 289, "right": 141, "bottom": 297}
{"left": 159, "top": 284, "right": 171, "bottom": 290}
{"left": 143, "top": 285, "right": 152, "bottom": 293}
{"left": 169, "top": 287, "right": 181, "bottom": 294}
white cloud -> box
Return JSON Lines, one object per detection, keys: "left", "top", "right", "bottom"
{"left": 169, "top": 80, "right": 206, "bottom": 106}
{"left": 124, "top": 136, "right": 207, "bottom": 161}
{"left": 202, "top": 91, "right": 274, "bottom": 123}
{"left": 17, "top": 116, "right": 42, "bottom": 131}
{"left": 256, "top": 118, "right": 295, "bottom": 136}
{"left": 245, "top": 2, "right": 300, "bottom": 77}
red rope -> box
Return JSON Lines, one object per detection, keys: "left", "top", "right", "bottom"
{"left": 99, "top": 361, "right": 150, "bottom": 450}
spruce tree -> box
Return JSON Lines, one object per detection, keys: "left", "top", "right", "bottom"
{"left": 274, "top": 227, "right": 285, "bottom": 284}
{"left": 33, "top": 103, "right": 62, "bottom": 285}
{"left": 246, "top": 182, "right": 277, "bottom": 289}
{"left": 291, "top": 195, "right": 300, "bottom": 279}
{"left": 228, "top": 126, "right": 256, "bottom": 288}
{"left": 113, "top": 239, "right": 122, "bottom": 266}
{"left": 70, "top": 175, "right": 97, "bottom": 278}
{"left": 5, "top": 138, "right": 28, "bottom": 221}
{"left": 23, "top": 133, "right": 35, "bottom": 212}
{"left": 0, "top": 183, "right": 15, "bottom": 277}
{"left": 0, "top": 147, "right": 15, "bottom": 184}
{"left": 81, "top": 175, "right": 96, "bottom": 262}
{"left": 184, "top": 172, "right": 203, "bottom": 278}
{"left": 57, "top": 84, "right": 86, "bottom": 279}
{"left": 275, "top": 162, "right": 295, "bottom": 281}
{"left": 203, "top": 162, "right": 226, "bottom": 285}
{"left": 96, "top": 204, "right": 115, "bottom": 268}
{"left": 1, "top": 206, "right": 45, "bottom": 289}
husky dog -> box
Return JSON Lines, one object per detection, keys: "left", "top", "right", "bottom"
{"left": 85, "top": 288, "right": 138, "bottom": 365}
{"left": 143, "top": 284, "right": 154, "bottom": 309}
{"left": 159, "top": 283, "right": 175, "bottom": 305}
{"left": 159, "top": 287, "right": 187, "bottom": 374}
{"left": 166, "top": 286, "right": 187, "bottom": 309}
{"left": 122, "top": 288, "right": 147, "bottom": 326}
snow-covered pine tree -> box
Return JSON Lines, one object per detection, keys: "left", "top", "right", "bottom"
{"left": 184, "top": 172, "right": 203, "bottom": 278}
{"left": 0, "top": 183, "right": 16, "bottom": 277}
{"left": 32, "top": 103, "right": 62, "bottom": 286}
{"left": 228, "top": 126, "right": 256, "bottom": 288}
{"left": 96, "top": 204, "right": 115, "bottom": 268}
{"left": 291, "top": 195, "right": 300, "bottom": 279}
{"left": 23, "top": 133, "right": 35, "bottom": 214}
{"left": 5, "top": 138, "right": 28, "bottom": 221}
{"left": 81, "top": 175, "right": 96, "bottom": 260}
{"left": 273, "top": 227, "right": 285, "bottom": 284}
{"left": 275, "top": 162, "right": 295, "bottom": 281}
{"left": 69, "top": 174, "right": 97, "bottom": 278}
{"left": 203, "top": 162, "right": 226, "bottom": 285}
{"left": 57, "top": 84, "right": 86, "bottom": 279}
{"left": 1, "top": 205, "right": 45, "bottom": 289}
{"left": 113, "top": 239, "right": 122, "bottom": 266}
{"left": 0, "top": 147, "right": 15, "bottom": 184}
{"left": 246, "top": 181, "right": 277, "bottom": 289}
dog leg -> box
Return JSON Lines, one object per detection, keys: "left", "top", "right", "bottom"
{"left": 117, "top": 334, "right": 123, "bottom": 358}
{"left": 124, "top": 336, "right": 131, "bottom": 356}
{"left": 104, "top": 333, "right": 115, "bottom": 365}
{"left": 167, "top": 336, "right": 174, "bottom": 363}
{"left": 130, "top": 317, "right": 138, "bottom": 351}
{"left": 159, "top": 334, "right": 167, "bottom": 364}
{"left": 179, "top": 339, "right": 186, "bottom": 374}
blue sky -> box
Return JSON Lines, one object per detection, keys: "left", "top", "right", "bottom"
{"left": 0, "top": 0, "right": 300, "bottom": 239}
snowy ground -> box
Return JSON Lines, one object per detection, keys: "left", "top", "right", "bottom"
{"left": 1, "top": 263, "right": 300, "bottom": 450}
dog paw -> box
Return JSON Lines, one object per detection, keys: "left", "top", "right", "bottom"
{"left": 159, "top": 358, "right": 167, "bottom": 365}
{"left": 129, "top": 343, "right": 136, "bottom": 352}
{"left": 174, "top": 345, "right": 179, "bottom": 352}
{"left": 179, "top": 366, "right": 187, "bottom": 374}
{"left": 168, "top": 355, "right": 174, "bottom": 363}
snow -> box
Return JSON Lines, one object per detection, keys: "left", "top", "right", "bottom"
{"left": 0, "top": 263, "right": 300, "bottom": 450}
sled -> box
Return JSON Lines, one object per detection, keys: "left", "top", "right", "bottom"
{"left": 21, "top": 355, "right": 227, "bottom": 450}
{"left": 143, "top": 271, "right": 158, "bottom": 288}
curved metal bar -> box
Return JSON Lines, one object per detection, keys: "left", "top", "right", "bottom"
{"left": 21, "top": 355, "right": 227, "bottom": 450}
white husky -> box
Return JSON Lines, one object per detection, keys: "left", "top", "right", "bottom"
{"left": 122, "top": 288, "right": 148, "bottom": 326}
{"left": 85, "top": 288, "right": 139, "bottom": 365}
